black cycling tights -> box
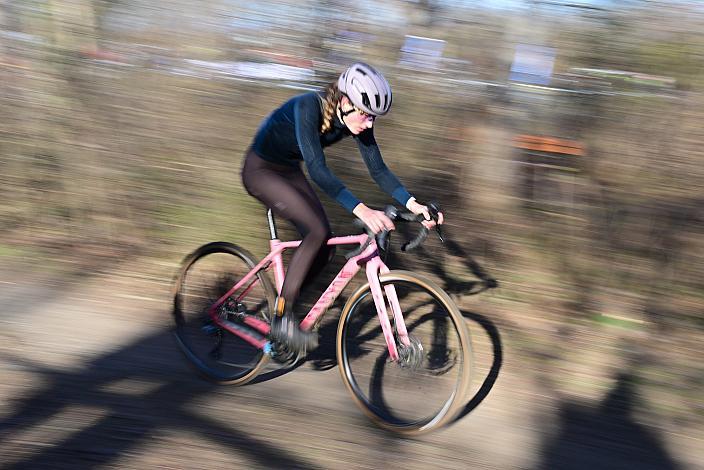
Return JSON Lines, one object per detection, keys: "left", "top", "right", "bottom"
{"left": 242, "top": 149, "right": 334, "bottom": 312}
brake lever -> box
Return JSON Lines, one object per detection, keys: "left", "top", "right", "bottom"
{"left": 376, "top": 205, "right": 399, "bottom": 253}
{"left": 435, "top": 226, "right": 445, "bottom": 243}
{"left": 428, "top": 202, "right": 445, "bottom": 244}
{"left": 345, "top": 219, "right": 373, "bottom": 259}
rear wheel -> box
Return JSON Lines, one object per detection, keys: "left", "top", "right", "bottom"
{"left": 337, "top": 271, "right": 472, "bottom": 435}
{"left": 173, "top": 242, "right": 276, "bottom": 385}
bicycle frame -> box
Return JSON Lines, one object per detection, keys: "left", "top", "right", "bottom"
{"left": 207, "top": 233, "right": 411, "bottom": 361}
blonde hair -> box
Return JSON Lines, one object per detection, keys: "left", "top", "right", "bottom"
{"left": 320, "top": 82, "right": 342, "bottom": 134}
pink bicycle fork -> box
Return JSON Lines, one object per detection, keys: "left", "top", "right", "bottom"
{"left": 205, "top": 236, "right": 411, "bottom": 361}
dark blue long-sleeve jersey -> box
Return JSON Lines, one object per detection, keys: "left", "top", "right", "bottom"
{"left": 251, "top": 92, "right": 412, "bottom": 213}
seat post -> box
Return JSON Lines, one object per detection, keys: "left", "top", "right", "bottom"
{"left": 267, "top": 209, "right": 278, "bottom": 240}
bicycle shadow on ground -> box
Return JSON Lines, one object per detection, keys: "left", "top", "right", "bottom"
{"left": 397, "top": 234, "right": 504, "bottom": 423}
{"left": 0, "top": 328, "right": 324, "bottom": 469}
{"left": 452, "top": 308, "right": 503, "bottom": 424}
{"left": 305, "top": 304, "right": 503, "bottom": 418}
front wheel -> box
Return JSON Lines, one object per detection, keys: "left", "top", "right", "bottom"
{"left": 172, "top": 242, "right": 276, "bottom": 385}
{"left": 336, "top": 270, "right": 472, "bottom": 435}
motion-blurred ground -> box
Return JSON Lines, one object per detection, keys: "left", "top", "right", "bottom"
{"left": 1, "top": 1, "right": 703, "bottom": 468}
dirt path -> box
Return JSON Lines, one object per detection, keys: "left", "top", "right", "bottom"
{"left": 0, "top": 258, "right": 699, "bottom": 469}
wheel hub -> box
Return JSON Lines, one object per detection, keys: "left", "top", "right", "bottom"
{"left": 397, "top": 335, "right": 424, "bottom": 369}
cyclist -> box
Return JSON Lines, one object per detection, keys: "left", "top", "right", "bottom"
{"left": 241, "top": 62, "right": 443, "bottom": 353}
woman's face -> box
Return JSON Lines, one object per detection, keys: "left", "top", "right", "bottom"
{"left": 339, "top": 96, "right": 376, "bottom": 134}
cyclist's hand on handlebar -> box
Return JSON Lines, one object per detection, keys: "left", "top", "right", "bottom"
{"left": 407, "top": 199, "right": 445, "bottom": 229}
{"left": 353, "top": 203, "right": 395, "bottom": 234}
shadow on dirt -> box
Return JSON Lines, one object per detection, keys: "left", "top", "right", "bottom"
{"left": 537, "top": 372, "right": 681, "bottom": 470}
{"left": 0, "top": 330, "right": 323, "bottom": 469}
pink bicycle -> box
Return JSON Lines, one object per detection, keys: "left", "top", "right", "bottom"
{"left": 172, "top": 206, "right": 472, "bottom": 434}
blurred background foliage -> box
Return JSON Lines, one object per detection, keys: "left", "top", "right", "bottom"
{"left": 1, "top": 0, "right": 703, "bottom": 436}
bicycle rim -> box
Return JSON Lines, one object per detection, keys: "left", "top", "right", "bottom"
{"left": 337, "top": 271, "right": 472, "bottom": 434}
{"left": 173, "top": 242, "right": 275, "bottom": 385}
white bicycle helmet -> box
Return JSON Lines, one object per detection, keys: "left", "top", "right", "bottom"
{"left": 337, "top": 62, "right": 392, "bottom": 116}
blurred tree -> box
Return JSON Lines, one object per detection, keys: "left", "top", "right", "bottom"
{"left": 47, "top": 0, "right": 97, "bottom": 50}
{"left": 402, "top": 0, "right": 441, "bottom": 29}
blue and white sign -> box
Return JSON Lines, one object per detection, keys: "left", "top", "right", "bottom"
{"left": 509, "top": 44, "right": 556, "bottom": 85}
{"left": 399, "top": 35, "right": 446, "bottom": 71}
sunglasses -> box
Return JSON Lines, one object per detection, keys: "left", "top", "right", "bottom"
{"left": 340, "top": 104, "right": 376, "bottom": 122}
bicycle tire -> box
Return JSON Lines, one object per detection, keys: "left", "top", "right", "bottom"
{"left": 172, "top": 241, "right": 276, "bottom": 385}
{"left": 336, "top": 270, "right": 472, "bottom": 435}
